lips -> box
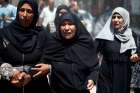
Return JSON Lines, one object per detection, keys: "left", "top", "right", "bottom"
{"left": 113, "top": 22, "right": 119, "bottom": 26}
{"left": 64, "top": 33, "right": 71, "bottom": 36}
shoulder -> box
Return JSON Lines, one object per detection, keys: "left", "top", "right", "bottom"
{"left": 0, "top": 28, "right": 5, "bottom": 41}
{"left": 37, "top": 27, "right": 51, "bottom": 40}
{"left": 0, "top": 28, "right": 4, "bottom": 34}
{"left": 132, "top": 30, "right": 140, "bottom": 39}
{"left": 7, "top": 4, "right": 16, "bottom": 9}
{"left": 43, "top": 6, "right": 49, "bottom": 11}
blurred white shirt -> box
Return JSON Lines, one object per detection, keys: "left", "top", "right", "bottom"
{"left": 39, "top": 6, "right": 56, "bottom": 27}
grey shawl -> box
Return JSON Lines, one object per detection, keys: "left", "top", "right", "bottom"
{"left": 96, "top": 7, "right": 136, "bottom": 54}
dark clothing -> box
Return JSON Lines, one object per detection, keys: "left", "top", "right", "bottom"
{"left": 0, "top": 0, "right": 51, "bottom": 93}
{"left": 130, "top": 31, "right": 140, "bottom": 91}
{"left": 133, "top": 88, "right": 140, "bottom": 93}
{"left": 0, "top": 25, "right": 51, "bottom": 93}
{"left": 54, "top": 5, "right": 70, "bottom": 27}
{"left": 42, "top": 13, "right": 98, "bottom": 93}
{"left": 131, "top": 62, "right": 140, "bottom": 88}
{"left": 47, "top": 5, "right": 70, "bottom": 33}
{"left": 96, "top": 32, "right": 138, "bottom": 93}
{"left": 16, "top": 0, "right": 39, "bottom": 28}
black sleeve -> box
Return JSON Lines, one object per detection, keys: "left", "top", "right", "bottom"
{"left": 0, "top": 30, "right": 6, "bottom": 65}
{"left": 38, "top": 30, "right": 54, "bottom": 64}
{"left": 132, "top": 31, "right": 140, "bottom": 54}
{"left": 87, "top": 62, "right": 99, "bottom": 84}
{"left": 86, "top": 39, "right": 105, "bottom": 84}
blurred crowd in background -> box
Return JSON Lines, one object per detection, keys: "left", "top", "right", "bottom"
{"left": 1, "top": 0, "right": 140, "bottom": 38}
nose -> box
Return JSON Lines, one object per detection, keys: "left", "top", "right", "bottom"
{"left": 65, "top": 24, "right": 69, "bottom": 30}
{"left": 23, "top": 10, "right": 27, "bottom": 17}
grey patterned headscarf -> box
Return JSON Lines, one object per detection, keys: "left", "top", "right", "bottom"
{"left": 96, "top": 7, "right": 136, "bottom": 54}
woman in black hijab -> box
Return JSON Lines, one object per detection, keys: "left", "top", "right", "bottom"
{"left": 0, "top": 0, "right": 51, "bottom": 93}
{"left": 47, "top": 4, "right": 70, "bottom": 33}
{"left": 41, "top": 13, "right": 99, "bottom": 93}
{"left": 54, "top": 5, "right": 70, "bottom": 26}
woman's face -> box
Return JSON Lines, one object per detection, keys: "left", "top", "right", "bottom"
{"left": 60, "top": 20, "right": 76, "bottom": 40}
{"left": 112, "top": 13, "right": 124, "bottom": 31}
{"left": 18, "top": 3, "right": 34, "bottom": 27}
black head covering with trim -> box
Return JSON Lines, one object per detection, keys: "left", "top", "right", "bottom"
{"left": 16, "top": 0, "right": 39, "bottom": 28}
{"left": 2, "top": 0, "right": 40, "bottom": 53}
{"left": 44, "top": 13, "right": 97, "bottom": 68}
{"left": 41, "top": 13, "right": 98, "bottom": 87}
{"left": 54, "top": 5, "right": 71, "bottom": 27}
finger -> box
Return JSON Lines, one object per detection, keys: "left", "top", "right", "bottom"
{"left": 12, "top": 70, "right": 21, "bottom": 77}
{"left": 87, "top": 83, "right": 93, "bottom": 90}
{"left": 31, "top": 67, "right": 40, "bottom": 71}
{"left": 35, "top": 64, "right": 43, "bottom": 67}
{"left": 23, "top": 75, "right": 31, "bottom": 86}
{"left": 33, "top": 71, "right": 42, "bottom": 78}
{"left": 132, "top": 57, "right": 139, "bottom": 62}
{"left": 11, "top": 80, "right": 23, "bottom": 87}
{"left": 87, "top": 80, "right": 94, "bottom": 90}
{"left": 87, "top": 81, "right": 92, "bottom": 88}
{"left": 11, "top": 79, "right": 19, "bottom": 84}
{"left": 18, "top": 72, "right": 26, "bottom": 80}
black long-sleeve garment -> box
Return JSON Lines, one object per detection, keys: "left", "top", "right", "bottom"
{"left": 95, "top": 31, "right": 139, "bottom": 93}
{"left": 0, "top": 26, "right": 51, "bottom": 93}
{"left": 41, "top": 13, "right": 99, "bottom": 93}
{"left": 0, "top": 0, "right": 51, "bottom": 93}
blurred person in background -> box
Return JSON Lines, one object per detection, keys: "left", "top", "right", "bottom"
{"left": 91, "top": 0, "right": 112, "bottom": 40}
{"left": 69, "top": 0, "right": 94, "bottom": 34}
{"left": 55, "top": 0, "right": 70, "bottom": 7}
{"left": 131, "top": 58, "right": 140, "bottom": 93}
{"left": 130, "top": 31, "right": 140, "bottom": 93}
{"left": 38, "top": 0, "right": 56, "bottom": 29}
{"left": 38, "top": 0, "right": 46, "bottom": 15}
{"left": 47, "top": 4, "right": 71, "bottom": 33}
{"left": 0, "top": 0, "right": 17, "bottom": 28}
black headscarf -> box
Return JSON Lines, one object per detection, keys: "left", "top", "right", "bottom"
{"left": 16, "top": 0, "right": 39, "bottom": 28}
{"left": 44, "top": 13, "right": 97, "bottom": 68}
{"left": 54, "top": 5, "right": 70, "bottom": 28}
{"left": 2, "top": 0, "right": 40, "bottom": 53}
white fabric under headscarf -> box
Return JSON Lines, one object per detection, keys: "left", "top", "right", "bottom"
{"left": 96, "top": 7, "right": 136, "bottom": 54}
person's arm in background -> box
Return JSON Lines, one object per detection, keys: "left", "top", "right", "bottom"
{"left": 4, "top": 4, "right": 17, "bottom": 22}
{"left": 37, "top": 8, "right": 45, "bottom": 27}
{"left": 130, "top": 31, "right": 140, "bottom": 62}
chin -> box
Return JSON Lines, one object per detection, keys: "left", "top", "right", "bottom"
{"left": 65, "top": 36, "right": 73, "bottom": 40}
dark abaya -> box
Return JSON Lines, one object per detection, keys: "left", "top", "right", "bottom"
{"left": 41, "top": 13, "right": 99, "bottom": 93}
{"left": 0, "top": 0, "right": 51, "bottom": 93}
